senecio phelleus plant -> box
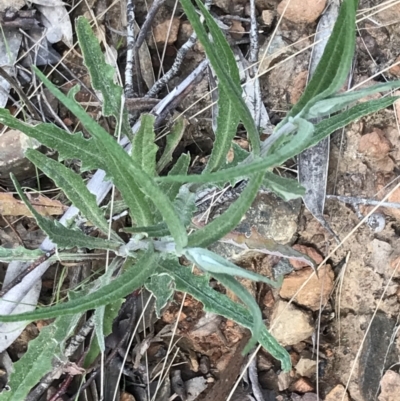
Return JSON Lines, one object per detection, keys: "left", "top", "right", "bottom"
{"left": 0, "top": 0, "right": 399, "bottom": 397}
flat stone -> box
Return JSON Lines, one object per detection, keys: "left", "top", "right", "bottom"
{"left": 378, "top": 370, "right": 400, "bottom": 401}
{"left": 152, "top": 17, "right": 180, "bottom": 46}
{"left": 210, "top": 192, "right": 301, "bottom": 260}
{"left": 279, "top": 265, "right": 334, "bottom": 311}
{"left": 270, "top": 300, "right": 314, "bottom": 346}
{"left": 291, "top": 377, "right": 314, "bottom": 393}
{"left": 324, "top": 384, "right": 349, "bottom": 401}
{"left": 295, "top": 358, "right": 317, "bottom": 378}
{"left": 277, "top": 0, "right": 327, "bottom": 23}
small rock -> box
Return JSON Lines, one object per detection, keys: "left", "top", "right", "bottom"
{"left": 270, "top": 300, "right": 314, "bottom": 346}
{"left": 229, "top": 20, "right": 245, "bottom": 40}
{"left": 291, "top": 377, "right": 314, "bottom": 393}
{"left": 278, "top": 370, "right": 291, "bottom": 391}
{"left": 358, "top": 129, "right": 392, "bottom": 159}
{"left": 295, "top": 358, "right": 317, "bottom": 378}
{"left": 289, "top": 245, "right": 324, "bottom": 270}
{"left": 277, "top": 0, "right": 327, "bottom": 23}
{"left": 324, "top": 384, "right": 349, "bottom": 401}
{"left": 279, "top": 265, "right": 334, "bottom": 311}
{"left": 378, "top": 370, "right": 400, "bottom": 401}
{"left": 261, "top": 10, "right": 274, "bottom": 26}
{"left": 152, "top": 17, "right": 180, "bottom": 46}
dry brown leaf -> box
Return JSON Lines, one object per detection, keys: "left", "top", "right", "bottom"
{"left": 0, "top": 192, "right": 66, "bottom": 217}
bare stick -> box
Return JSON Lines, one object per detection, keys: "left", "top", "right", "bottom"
{"left": 125, "top": 0, "right": 137, "bottom": 98}
{"left": 135, "top": 0, "right": 167, "bottom": 50}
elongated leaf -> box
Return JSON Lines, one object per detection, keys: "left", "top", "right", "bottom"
{"left": 0, "top": 246, "right": 43, "bottom": 262}
{"left": 307, "top": 80, "right": 400, "bottom": 119}
{"left": 187, "top": 172, "right": 264, "bottom": 248}
{"left": 263, "top": 172, "right": 305, "bottom": 201}
{"left": 33, "top": 68, "right": 188, "bottom": 250}
{"left": 285, "top": 0, "right": 358, "bottom": 120}
{"left": 0, "top": 314, "right": 82, "bottom": 401}
{"left": 132, "top": 114, "right": 158, "bottom": 176}
{"left": 157, "top": 118, "right": 187, "bottom": 173}
{"left": 184, "top": 247, "right": 281, "bottom": 288}
{"left": 309, "top": 96, "right": 400, "bottom": 149}
{"left": 11, "top": 174, "right": 120, "bottom": 251}
{"left": 76, "top": 17, "right": 131, "bottom": 138}
{"left": 181, "top": 0, "right": 261, "bottom": 155}
{"left": 205, "top": 88, "right": 240, "bottom": 172}
{"left": 157, "top": 119, "right": 314, "bottom": 185}
{"left": 0, "top": 109, "right": 103, "bottom": 172}
{"left": 159, "top": 259, "right": 291, "bottom": 371}
{"left": 0, "top": 251, "right": 159, "bottom": 322}
{"left": 25, "top": 149, "right": 121, "bottom": 243}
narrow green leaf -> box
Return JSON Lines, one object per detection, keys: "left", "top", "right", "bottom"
{"left": 205, "top": 89, "right": 239, "bottom": 173}
{"left": 187, "top": 172, "right": 264, "bottom": 248}
{"left": 0, "top": 109, "right": 103, "bottom": 172}
{"left": 11, "top": 174, "right": 120, "bottom": 251}
{"left": 33, "top": 68, "right": 188, "bottom": 249}
{"left": 0, "top": 246, "right": 43, "bottom": 262}
{"left": 159, "top": 258, "right": 291, "bottom": 371}
{"left": 0, "top": 314, "right": 82, "bottom": 401}
{"left": 0, "top": 251, "right": 159, "bottom": 322}
{"left": 156, "top": 119, "right": 314, "bottom": 184}
{"left": 157, "top": 117, "right": 187, "bottom": 173}
{"left": 184, "top": 247, "right": 281, "bottom": 288}
{"left": 76, "top": 17, "right": 131, "bottom": 138}
{"left": 181, "top": 0, "right": 261, "bottom": 155}
{"left": 306, "top": 80, "right": 400, "bottom": 119}
{"left": 25, "top": 149, "right": 121, "bottom": 243}
{"left": 310, "top": 96, "right": 400, "bottom": 149}
{"left": 145, "top": 273, "right": 175, "bottom": 317}
{"left": 94, "top": 305, "right": 106, "bottom": 352}
{"left": 132, "top": 114, "right": 158, "bottom": 176}
{"left": 285, "top": 0, "right": 358, "bottom": 120}
{"left": 263, "top": 172, "right": 305, "bottom": 201}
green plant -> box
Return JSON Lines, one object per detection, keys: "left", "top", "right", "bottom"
{"left": 0, "top": 0, "right": 399, "bottom": 398}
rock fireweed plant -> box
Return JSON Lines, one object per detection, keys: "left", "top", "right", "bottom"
{"left": 0, "top": 0, "right": 399, "bottom": 398}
